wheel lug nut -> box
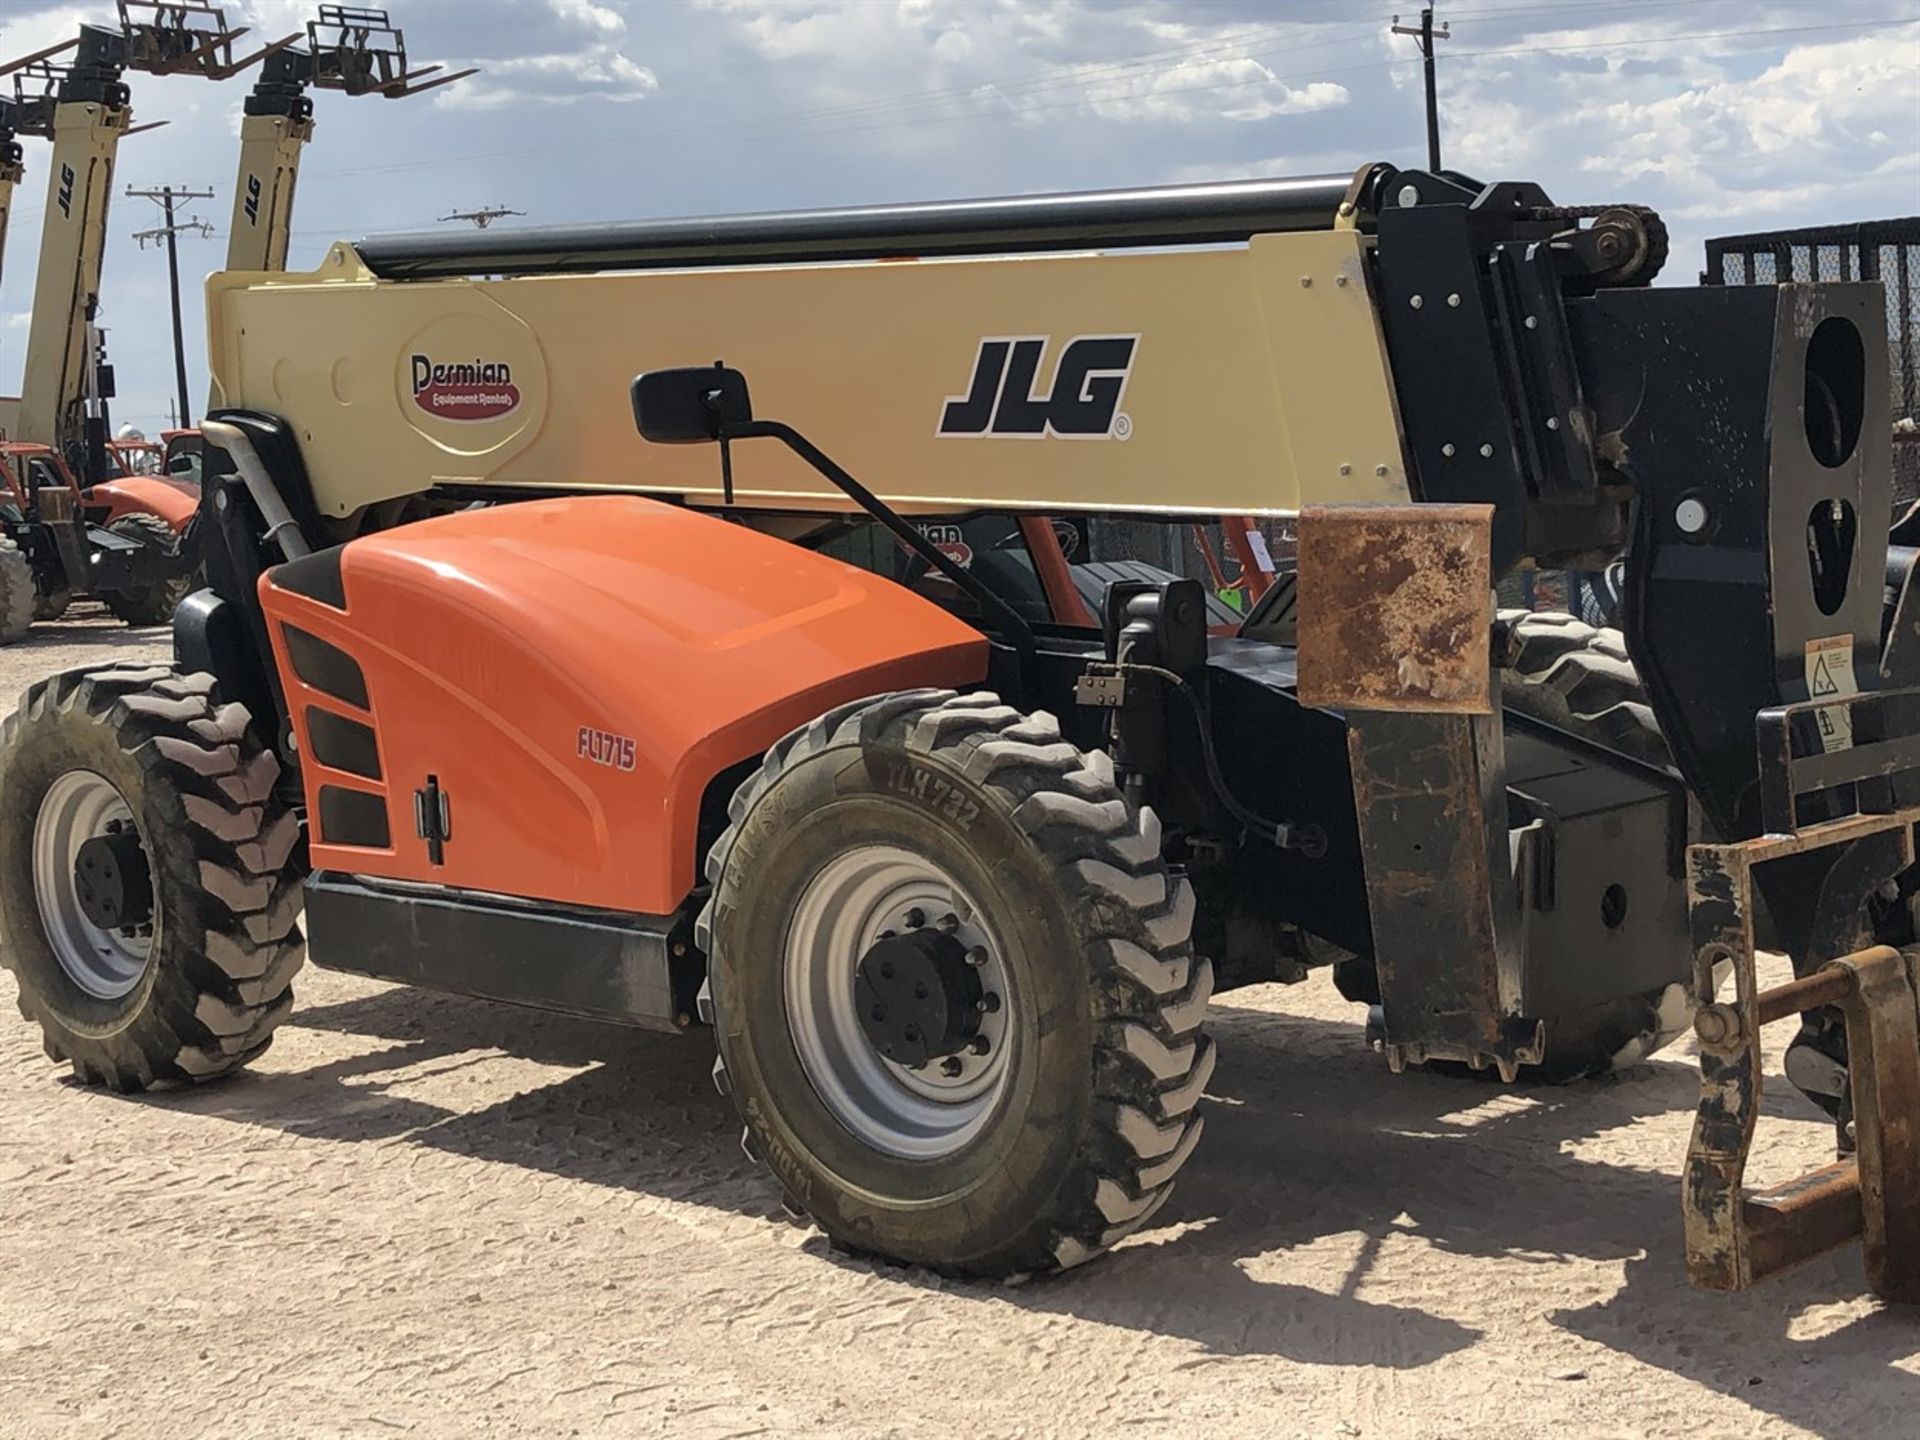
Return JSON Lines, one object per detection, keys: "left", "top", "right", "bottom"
{"left": 906, "top": 908, "right": 926, "bottom": 929}
{"left": 977, "top": 992, "right": 1001, "bottom": 1014}
{"left": 969, "top": 1036, "right": 991, "bottom": 1055}
{"left": 937, "top": 912, "right": 959, "bottom": 933}
{"left": 940, "top": 1057, "right": 964, "bottom": 1078}
{"left": 965, "top": 947, "right": 987, "bottom": 967}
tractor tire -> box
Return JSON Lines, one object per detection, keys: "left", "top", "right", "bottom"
{"left": 1497, "top": 609, "right": 1699, "bottom": 1079}
{"left": 1499, "top": 609, "right": 1672, "bottom": 774}
{"left": 0, "top": 536, "right": 32, "bottom": 644}
{"left": 0, "top": 663, "right": 304, "bottom": 1091}
{"left": 100, "top": 513, "right": 192, "bottom": 628}
{"left": 699, "top": 689, "right": 1213, "bottom": 1278}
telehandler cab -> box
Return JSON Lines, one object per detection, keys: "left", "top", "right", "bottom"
{"left": 2, "top": 162, "right": 1917, "bottom": 1298}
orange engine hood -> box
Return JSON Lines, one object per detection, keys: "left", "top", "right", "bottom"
{"left": 261, "top": 495, "right": 989, "bottom": 914}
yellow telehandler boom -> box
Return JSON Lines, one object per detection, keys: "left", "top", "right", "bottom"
{"left": 0, "top": 38, "right": 79, "bottom": 334}
{"left": 13, "top": 5, "right": 292, "bottom": 478}
{"left": 225, "top": 5, "right": 473, "bottom": 276}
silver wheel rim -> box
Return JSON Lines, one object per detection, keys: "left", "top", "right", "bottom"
{"left": 32, "top": 770, "right": 154, "bottom": 1001}
{"left": 784, "top": 845, "right": 1013, "bottom": 1160}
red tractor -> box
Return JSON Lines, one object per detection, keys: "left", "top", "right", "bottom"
{"left": 0, "top": 439, "right": 197, "bottom": 638}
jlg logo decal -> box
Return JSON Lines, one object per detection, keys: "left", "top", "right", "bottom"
{"left": 243, "top": 173, "right": 263, "bottom": 226}
{"left": 938, "top": 335, "right": 1137, "bottom": 440}
{"left": 410, "top": 354, "right": 522, "bottom": 422}
{"left": 56, "top": 164, "right": 75, "bottom": 219}
{"left": 578, "top": 725, "right": 636, "bottom": 772}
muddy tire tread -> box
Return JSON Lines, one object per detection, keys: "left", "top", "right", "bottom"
{"left": 0, "top": 663, "right": 304, "bottom": 1089}
{"left": 700, "top": 689, "right": 1211, "bottom": 1276}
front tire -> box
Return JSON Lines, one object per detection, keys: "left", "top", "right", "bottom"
{"left": 699, "top": 690, "right": 1213, "bottom": 1277}
{"left": 100, "top": 513, "right": 192, "bottom": 627}
{"left": 0, "top": 663, "right": 305, "bottom": 1090}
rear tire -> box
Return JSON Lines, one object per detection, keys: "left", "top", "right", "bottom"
{"left": 700, "top": 690, "right": 1213, "bottom": 1277}
{"left": 0, "top": 536, "right": 32, "bottom": 644}
{"left": 1499, "top": 610, "right": 1698, "bottom": 1079}
{"left": 100, "top": 513, "right": 192, "bottom": 627}
{"left": 0, "top": 663, "right": 304, "bottom": 1090}
{"left": 1500, "top": 610, "right": 1672, "bottom": 774}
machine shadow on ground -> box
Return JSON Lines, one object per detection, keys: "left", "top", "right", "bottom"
{"left": 0, "top": 613, "right": 169, "bottom": 667}
{"left": 141, "top": 979, "right": 1917, "bottom": 1431}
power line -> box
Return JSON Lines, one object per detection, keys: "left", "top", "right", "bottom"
{"left": 1392, "top": 8, "right": 1451, "bottom": 171}
{"left": 829, "top": 13, "right": 1920, "bottom": 135}
{"left": 127, "top": 184, "right": 215, "bottom": 431}
{"left": 438, "top": 205, "right": 526, "bottom": 229}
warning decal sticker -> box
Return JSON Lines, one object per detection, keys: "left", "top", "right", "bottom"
{"left": 1804, "top": 634, "right": 1858, "bottom": 753}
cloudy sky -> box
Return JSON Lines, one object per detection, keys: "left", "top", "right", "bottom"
{"left": 1, "top": 0, "right": 1916, "bottom": 434}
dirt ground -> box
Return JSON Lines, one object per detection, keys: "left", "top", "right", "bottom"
{"left": 0, "top": 614, "right": 1914, "bottom": 1440}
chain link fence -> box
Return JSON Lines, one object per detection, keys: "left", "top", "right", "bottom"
{"left": 1706, "top": 217, "right": 1920, "bottom": 509}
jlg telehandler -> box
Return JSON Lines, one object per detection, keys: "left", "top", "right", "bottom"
{"left": 2, "top": 163, "right": 1917, "bottom": 1299}
{"left": 0, "top": 5, "right": 464, "bottom": 643}
{"left": 0, "top": 5, "right": 295, "bottom": 640}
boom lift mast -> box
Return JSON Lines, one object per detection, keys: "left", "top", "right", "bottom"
{"left": 0, "top": 8, "right": 287, "bottom": 641}
{"left": 227, "top": 6, "right": 473, "bottom": 275}
{"left": 15, "top": 4, "right": 292, "bottom": 483}
{"left": 0, "top": 41, "right": 81, "bottom": 351}
{"left": 0, "top": 41, "right": 78, "bottom": 442}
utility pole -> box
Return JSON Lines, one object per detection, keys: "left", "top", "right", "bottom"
{"left": 127, "top": 183, "right": 213, "bottom": 429}
{"left": 438, "top": 204, "right": 525, "bottom": 230}
{"left": 1392, "top": 8, "right": 1450, "bottom": 173}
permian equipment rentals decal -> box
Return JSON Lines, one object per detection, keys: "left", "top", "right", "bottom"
{"left": 411, "top": 354, "right": 522, "bottom": 422}
{"left": 938, "top": 335, "right": 1137, "bottom": 440}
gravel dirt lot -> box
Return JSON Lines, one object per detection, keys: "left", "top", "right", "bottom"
{"left": 0, "top": 615, "right": 1915, "bottom": 1440}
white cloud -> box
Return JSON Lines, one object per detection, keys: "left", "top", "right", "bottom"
{"left": 1585, "top": 30, "right": 1920, "bottom": 184}
{"left": 436, "top": 49, "right": 659, "bottom": 111}
{"left": 932, "top": 28, "right": 972, "bottom": 64}
{"left": 547, "top": 0, "right": 628, "bottom": 41}
{"left": 1047, "top": 56, "right": 1349, "bottom": 125}
{"left": 0, "top": 4, "right": 92, "bottom": 57}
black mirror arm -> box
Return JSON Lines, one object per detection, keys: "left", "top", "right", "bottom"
{"left": 725, "top": 418, "right": 1037, "bottom": 656}
{"left": 702, "top": 387, "right": 737, "bottom": 505}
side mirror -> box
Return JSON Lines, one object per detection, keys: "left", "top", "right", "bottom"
{"left": 631, "top": 365, "right": 753, "bottom": 444}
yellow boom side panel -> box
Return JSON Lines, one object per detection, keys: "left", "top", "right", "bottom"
{"left": 207, "top": 230, "right": 1409, "bottom": 520}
